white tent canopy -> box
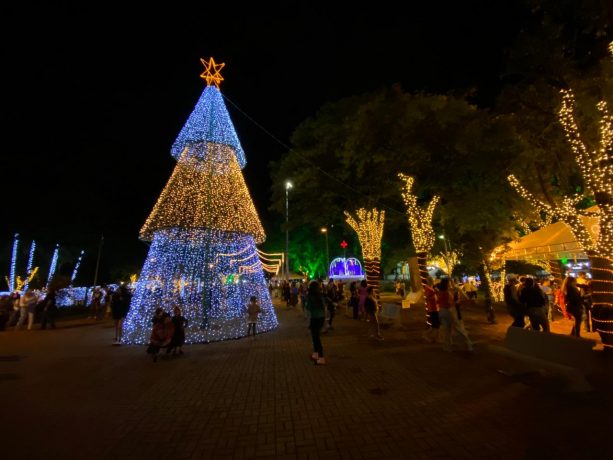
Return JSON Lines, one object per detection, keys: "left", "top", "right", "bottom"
{"left": 497, "top": 209, "right": 599, "bottom": 262}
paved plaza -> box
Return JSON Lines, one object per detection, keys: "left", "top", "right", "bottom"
{"left": 1, "top": 300, "right": 612, "bottom": 459}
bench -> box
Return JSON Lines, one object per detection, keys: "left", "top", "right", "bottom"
{"left": 490, "top": 326, "right": 597, "bottom": 392}
{"left": 402, "top": 291, "right": 422, "bottom": 309}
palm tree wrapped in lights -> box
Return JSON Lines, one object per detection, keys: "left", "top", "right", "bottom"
{"left": 398, "top": 173, "right": 439, "bottom": 291}
{"left": 345, "top": 208, "right": 385, "bottom": 302}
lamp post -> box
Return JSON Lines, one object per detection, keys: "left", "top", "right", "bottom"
{"left": 439, "top": 234, "right": 452, "bottom": 275}
{"left": 438, "top": 234, "right": 450, "bottom": 254}
{"left": 285, "top": 180, "right": 293, "bottom": 280}
{"left": 321, "top": 227, "right": 329, "bottom": 278}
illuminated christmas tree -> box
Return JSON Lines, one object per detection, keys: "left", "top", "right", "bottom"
{"left": 123, "top": 58, "right": 278, "bottom": 344}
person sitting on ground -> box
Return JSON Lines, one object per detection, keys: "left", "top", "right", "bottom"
{"left": 147, "top": 308, "right": 175, "bottom": 362}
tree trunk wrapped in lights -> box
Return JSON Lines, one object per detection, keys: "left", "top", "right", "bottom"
{"left": 398, "top": 174, "right": 439, "bottom": 290}
{"left": 508, "top": 42, "right": 613, "bottom": 345}
{"left": 123, "top": 58, "right": 277, "bottom": 345}
{"left": 559, "top": 87, "right": 613, "bottom": 345}
{"left": 344, "top": 208, "right": 385, "bottom": 302}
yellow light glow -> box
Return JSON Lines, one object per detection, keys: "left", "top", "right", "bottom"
{"left": 200, "top": 57, "right": 225, "bottom": 88}
{"left": 398, "top": 174, "right": 440, "bottom": 254}
{"left": 508, "top": 174, "right": 598, "bottom": 252}
{"left": 427, "top": 251, "right": 460, "bottom": 275}
{"left": 140, "top": 143, "right": 265, "bottom": 243}
{"left": 344, "top": 208, "right": 385, "bottom": 260}
{"left": 345, "top": 208, "right": 385, "bottom": 302}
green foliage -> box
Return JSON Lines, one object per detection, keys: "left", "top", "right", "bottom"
{"left": 270, "top": 87, "right": 523, "bottom": 272}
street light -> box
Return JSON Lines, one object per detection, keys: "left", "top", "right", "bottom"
{"left": 321, "top": 227, "right": 329, "bottom": 278}
{"left": 285, "top": 180, "right": 293, "bottom": 280}
{"left": 438, "top": 234, "right": 450, "bottom": 254}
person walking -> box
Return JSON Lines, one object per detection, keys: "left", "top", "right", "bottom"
{"left": 519, "top": 278, "right": 549, "bottom": 332}
{"left": 357, "top": 279, "right": 368, "bottom": 319}
{"left": 436, "top": 279, "right": 473, "bottom": 352}
{"left": 111, "top": 285, "right": 131, "bottom": 344}
{"left": 422, "top": 278, "right": 440, "bottom": 343}
{"left": 16, "top": 289, "right": 37, "bottom": 329}
{"left": 562, "top": 276, "right": 584, "bottom": 337}
{"left": 40, "top": 289, "right": 58, "bottom": 330}
{"left": 305, "top": 280, "right": 326, "bottom": 365}
{"left": 504, "top": 276, "right": 525, "bottom": 328}
{"left": 349, "top": 281, "right": 359, "bottom": 319}
{"left": 90, "top": 287, "right": 103, "bottom": 320}
{"left": 245, "top": 296, "right": 261, "bottom": 339}
{"left": 169, "top": 305, "right": 188, "bottom": 354}
{"left": 324, "top": 279, "right": 337, "bottom": 330}
{"left": 364, "top": 287, "right": 383, "bottom": 341}
{"left": 576, "top": 271, "right": 592, "bottom": 332}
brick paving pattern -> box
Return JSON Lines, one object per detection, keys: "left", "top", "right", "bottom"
{"left": 1, "top": 299, "right": 611, "bottom": 459}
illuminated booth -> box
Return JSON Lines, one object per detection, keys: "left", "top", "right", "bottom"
{"left": 328, "top": 257, "right": 365, "bottom": 279}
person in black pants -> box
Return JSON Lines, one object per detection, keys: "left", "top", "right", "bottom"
{"left": 305, "top": 281, "right": 326, "bottom": 365}
{"left": 562, "top": 276, "right": 584, "bottom": 337}
{"left": 349, "top": 281, "right": 359, "bottom": 319}
{"left": 40, "top": 290, "right": 57, "bottom": 330}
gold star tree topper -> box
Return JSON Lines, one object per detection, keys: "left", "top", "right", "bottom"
{"left": 200, "top": 57, "right": 225, "bottom": 88}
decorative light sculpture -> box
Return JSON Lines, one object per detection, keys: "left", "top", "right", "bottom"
{"left": 328, "top": 257, "right": 365, "bottom": 278}
{"left": 123, "top": 58, "right": 277, "bottom": 344}
{"left": 398, "top": 174, "right": 440, "bottom": 288}
{"left": 427, "top": 250, "right": 460, "bottom": 276}
{"left": 22, "top": 240, "right": 36, "bottom": 291}
{"left": 46, "top": 244, "right": 59, "bottom": 288}
{"left": 345, "top": 208, "right": 385, "bottom": 301}
{"left": 70, "top": 250, "right": 85, "bottom": 287}
{"left": 9, "top": 233, "right": 19, "bottom": 292}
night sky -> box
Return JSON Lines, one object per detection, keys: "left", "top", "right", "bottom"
{"left": 1, "top": 1, "right": 524, "bottom": 282}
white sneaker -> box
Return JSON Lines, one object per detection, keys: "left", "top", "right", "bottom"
{"left": 311, "top": 352, "right": 319, "bottom": 361}
{"left": 316, "top": 357, "right": 326, "bottom": 365}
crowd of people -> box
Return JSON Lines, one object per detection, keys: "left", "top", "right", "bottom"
{"left": 1, "top": 270, "right": 597, "bottom": 366}
{"left": 0, "top": 288, "right": 58, "bottom": 331}
{"left": 503, "top": 271, "right": 593, "bottom": 337}
{"left": 0, "top": 284, "right": 132, "bottom": 341}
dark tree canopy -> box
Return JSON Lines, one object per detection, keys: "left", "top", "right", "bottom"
{"left": 270, "top": 87, "right": 523, "bottom": 271}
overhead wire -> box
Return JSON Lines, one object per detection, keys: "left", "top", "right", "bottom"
{"left": 222, "top": 93, "right": 406, "bottom": 217}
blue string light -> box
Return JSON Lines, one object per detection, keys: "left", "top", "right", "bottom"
{"left": 124, "top": 74, "right": 276, "bottom": 344}
{"left": 171, "top": 86, "right": 246, "bottom": 169}
{"left": 23, "top": 240, "right": 36, "bottom": 291}
{"left": 47, "top": 244, "right": 59, "bottom": 287}
{"left": 123, "top": 228, "right": 277, "bottom": 344}
{"left": 9, "top": 233, "right": 19, "bottom": 292}
{"left": 70, "top": 250, "right": 84, "bottom": 286}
